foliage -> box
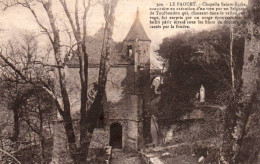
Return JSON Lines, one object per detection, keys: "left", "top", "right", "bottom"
{"left": 156, "top": 26, "right": 245, "bottom": 126}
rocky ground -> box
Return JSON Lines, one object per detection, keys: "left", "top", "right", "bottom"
{"left": 110, "top": 149, "right": 144, "bottom": 164}
{"left": 142, "top": 144, "right": 199, "bottom": 164}
{"left": 110, "top": 147, "right": 199, "bottom": 164}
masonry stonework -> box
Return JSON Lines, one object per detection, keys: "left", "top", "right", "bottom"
{"left": 58, "top": 9, "right": 151, "bottom": 156}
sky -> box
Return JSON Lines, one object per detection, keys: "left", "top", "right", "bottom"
{"left": 0, "top": 0, "right": 248, "bottom": 67}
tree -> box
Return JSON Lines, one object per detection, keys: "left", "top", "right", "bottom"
{"left": 0, "top": 0, "right": 119, "bottom": 163}
{"left": 86, "top": 0, "right": 118, "bottom": 133}
{"left": 0, "top": 33, "right": 55, "bottom": 163}
{"left": 156, "top": 27, "right": 244, "bottom": 128}
{"left": 18, "top": 88, "right": 55, "bottom": 164}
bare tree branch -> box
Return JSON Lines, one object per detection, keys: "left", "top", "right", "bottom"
{"left": 0, "top": 148, "right": 21, "bottom": 164}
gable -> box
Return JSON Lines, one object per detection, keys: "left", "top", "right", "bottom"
{"left": 65, "top": 34, "right": 130, "bottom": 68}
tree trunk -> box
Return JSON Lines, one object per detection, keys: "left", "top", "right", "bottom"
{"left": 230, "top": 27, "right": 235, "bottom": 91}
{"left": 40, "top": 137, "right": 45, "bottom": 164}
{"left": 87, "top": 0, "right": 119, "bottom": 133}
{"left": 59, "top": 1, "right": 91, "bottom": 161}
{"left": 44, "top": 2, "right": 79, "bottom": 162}
{"left": 12, "top": 106, "right": 19, "bottom": 143}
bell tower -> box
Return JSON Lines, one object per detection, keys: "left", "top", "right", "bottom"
{"left": 123, "top": 8, "right": 151, "bottom": 68}
{"left": 122, "top": 8, "right": 152, "bottom": 147}
{"left": 102, "top": 8, "right": 152, "bottom": 151}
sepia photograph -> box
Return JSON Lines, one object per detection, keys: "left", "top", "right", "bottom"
{"left": 0, "top": 0, "right": 259, "bottom": 163}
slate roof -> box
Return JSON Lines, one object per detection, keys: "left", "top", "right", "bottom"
{"left": 65, "top": 27, "right": 129, "bottom": 68}
{"left": 66, "top": 9, "right": 150, "bottom": 68}
{"left": 124, "top": 9, "right": 150, "bottom": 41}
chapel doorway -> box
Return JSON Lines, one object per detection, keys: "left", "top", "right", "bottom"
{"left": 109, "top": 123, "right": 122, "bottom": 149}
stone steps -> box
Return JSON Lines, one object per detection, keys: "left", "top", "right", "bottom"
{"left": 111, "top": 149, "right": 144, "bottom": 164}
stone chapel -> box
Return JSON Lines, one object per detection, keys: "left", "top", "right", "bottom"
{"left": 64, "top": 9, "right": 151, "bottom": 151}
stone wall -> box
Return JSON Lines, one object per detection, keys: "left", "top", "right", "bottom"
{"left": 65, "top": 66, "right": 129, "bottom": 115}
{"left": 64, "top": 65, "right": 143, "bottom": 150}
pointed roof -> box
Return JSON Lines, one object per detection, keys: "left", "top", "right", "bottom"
{"left": 124, "top": 8, "right": 150, "bottom": 41}
{"left": 93, "top": 23, "right": 105, "bottom": 39}
{"left": 66, "top": 26, "right": 130, "bottom": 68}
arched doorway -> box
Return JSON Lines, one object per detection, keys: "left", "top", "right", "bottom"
{"left": 109, "top": 123, "right": 122, "bottom": 149}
